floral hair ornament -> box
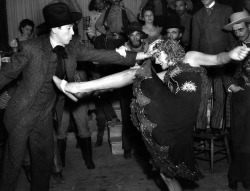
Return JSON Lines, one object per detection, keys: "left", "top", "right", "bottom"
{"left": 150, "top": 38, "right": 185, "bottom": 64}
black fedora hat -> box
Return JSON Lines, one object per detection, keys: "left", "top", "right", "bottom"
{"left": 123, "top": 22, "right": 148, "bottom": 39}
{"left": 37, "top": 2, "right": 82, "bottom": 29}
{"left": 165, "top": 14, "right": 185, "bottom": 33}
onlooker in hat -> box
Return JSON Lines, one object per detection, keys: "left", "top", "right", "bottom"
{"left": 223, "top": 11, "right": 250, "bottom": 190}
{"left": 174, "top": 0, "right": 192, "bottom": 51}
{"left": 192, "top": 0, "right": 235, "bottom": 134}
{"left": 164, "top": 14, "right": 186, "bottom": 51}
{"left": 123, "top": 22, "right": 149, "bottom": 53}
{"left": 119, "top": 21, "right": 149, "bottom": 159}
{"left": 0, "top": 2, "right": 151, "bottom": 191}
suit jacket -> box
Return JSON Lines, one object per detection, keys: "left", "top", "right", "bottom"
{"left": 191, "top": 2, "right": 234, "bottom": 54}
{"left": 0, "top": 35, "right": 136, "bottom": 131}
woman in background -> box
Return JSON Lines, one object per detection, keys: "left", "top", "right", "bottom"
{"left": 9, "top": 19, "right": 35, "bottom": 53}
{"left": 139, "top": 7, "right": 162, "bottom": 44}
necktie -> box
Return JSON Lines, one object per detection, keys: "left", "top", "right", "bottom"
{"left": 206, "top": 7, "right": 213, "bottom": 15}
{"left": 52, "top": 45, "right": 68, "bottom": 79}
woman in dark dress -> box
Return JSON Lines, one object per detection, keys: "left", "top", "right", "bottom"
{"left": 53, "top": 39, "right": 250, "bottom": 190}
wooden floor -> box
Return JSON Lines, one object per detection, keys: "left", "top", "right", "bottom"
{"left": 14, "top": 132, "right": 247, "bottom": 191}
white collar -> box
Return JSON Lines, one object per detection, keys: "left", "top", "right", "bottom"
{"left": 205, "top": 1, "right": 215, "bottom": 8}
{"left": 50, "top": 37, "right": 65, "bottom": 49}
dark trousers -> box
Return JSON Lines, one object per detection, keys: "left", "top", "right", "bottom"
{"left": 94, "top": 94, "right": 117, "bottom": 138}
{"left": 119, "top": 85, "right": 139, "bottom": 151}
{"left": 0, "top": 109, "right": 7, "bottom": 165}
{"left": 0, "top": 110, "right": 54, "bottom": 191}
{"left": 196, "top": 70, "right": 226, "bottom": 130}
{"left": 228, "top": 85, "right": 250, "bottom": 182}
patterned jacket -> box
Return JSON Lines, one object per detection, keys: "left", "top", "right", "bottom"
{"left": 0, "top": 34, "right": 136, "bottom": 131}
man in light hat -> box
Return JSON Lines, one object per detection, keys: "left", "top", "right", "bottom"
{"left": 223, "top": 11, "right": 250, "bottom": 190}
{"left": 0, "top": 2, "right": 151, "bottom": 191}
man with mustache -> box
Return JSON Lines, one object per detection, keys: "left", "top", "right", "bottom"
{"left": 119, "top": 22, "right": 149, "bottom": 159}
{"left": 174, "top": 0, "right": 192, "bottom": 51}
{"left": 223, "top": 11, "right": 250, "bottom": 190}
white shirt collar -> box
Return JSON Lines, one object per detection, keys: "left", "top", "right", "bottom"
{"left": 206, "top": 1, "right": 215, "bottom": 8}
{"left": 50, "top": 37, "right": 65, "bottom": 48}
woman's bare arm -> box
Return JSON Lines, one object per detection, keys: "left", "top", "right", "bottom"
{"left": 183, "top": 46, "right": 250, "bottom": 67}
{"left": 53, "top": 68, "right": 138, "bottom": 100}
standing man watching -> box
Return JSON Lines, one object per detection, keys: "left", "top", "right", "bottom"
{"left": 121, "top": 22, "right": 149, "bottom": 159}
{"left": 0, "top": 2, "right": 150, "bottom": 191}
{"left": 223, "top": 11, "right": 250, "bottom": 190}
{"left": 174, "top": 0, "right": 192, "bottom": 50}
{"left": 95, "top": 0, "right": 137, "bottom": 50}
{"left": 192, "top": 0, "right": 234, "bottom": 133}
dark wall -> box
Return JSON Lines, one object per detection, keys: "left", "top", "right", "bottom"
{"left": 0, "top": 0, "right": 9, "bottom": 52}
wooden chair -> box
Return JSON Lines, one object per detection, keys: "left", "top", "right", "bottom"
{"left": 193, "top": 129, "right": 231, "bottom": 174}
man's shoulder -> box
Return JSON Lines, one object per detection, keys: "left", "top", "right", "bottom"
{"left": 193, "top": 8, "right": 204, "bottom": 18}
{"left": 215, "top": 2, "right": 233, "bottom": 12}
{"left": 20, "top": 35, "right": 46, "bottom": 51}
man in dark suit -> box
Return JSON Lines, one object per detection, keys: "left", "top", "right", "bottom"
{"left": 191, "top": 0, "right": 234, "bottom": 132}
{"left": 0, "top": 2, "right": 150, "bottom": 191}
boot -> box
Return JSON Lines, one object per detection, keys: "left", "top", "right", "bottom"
{"left": 95, "top": 136, "right": 103, "bottom": 147}
{"left": 78, "top": 137, "right": 95, "bottom": 169}
{"left": 52, "top": 171, "right": 65, "bottom": 184}
{"left": 57, "top": 138, "right": 67, "bottom": 167}
{"left": 23, "top": 164, "right": 32, "bottom": 183}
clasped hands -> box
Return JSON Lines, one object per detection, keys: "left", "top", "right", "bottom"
{"left": 53, "top": 39, "right": 163, "bottom": 101}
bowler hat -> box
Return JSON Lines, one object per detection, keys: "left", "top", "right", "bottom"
{"left": 123, "top": 22, "right": 148, "bottom": 39}
{"left": 37, "top": 2, "right": 82, "bottom": 29}
{"left": 223, "top": 11, "right": 250, "bottom": 31}
{"left": 165, "top": 15, "right": 185, "bottom": 33}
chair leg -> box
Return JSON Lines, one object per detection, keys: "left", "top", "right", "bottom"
{"left": 224, "top": 136, "right": 231, "bottom": 164}
{"left": 210, "top": 139, "right": 214, "bottom": 174}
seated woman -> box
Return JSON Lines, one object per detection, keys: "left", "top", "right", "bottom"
{"left": 53, "top": 39, "right": 250, "bottom": 191}
{"left": 139, "top": 7, "right": 162, "bottom": 44}
{"left": 9, "top": 19, "right": 35, "bottom": 53}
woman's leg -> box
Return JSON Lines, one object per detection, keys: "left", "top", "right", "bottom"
{"left": 160, "top": 173, "right": 183, "bottom": 191}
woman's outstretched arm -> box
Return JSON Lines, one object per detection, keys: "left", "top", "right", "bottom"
{"left": 53, "top": 67, "right": 138, "bottom": 101}
{"left": 183, "top": 46, "right": 250, "bottom": 67}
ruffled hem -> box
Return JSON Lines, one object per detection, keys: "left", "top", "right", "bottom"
{"left": 131, "top": 60, "right": 206, "bottom": 180}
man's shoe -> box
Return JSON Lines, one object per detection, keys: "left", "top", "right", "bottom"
{"left": 23, "top": 165, "right": 32, "bottom": 183}
{"left": 123, "top": 149, "right": 132, "bottom": 159}
{"left": 52, "top": 172, "right": 65, "bottom": 184}
{"left": 228, "top": 180, "right": 238, "bottom": 190}
{"left": 242, "top": 180, "right": 250, "bottom": 190}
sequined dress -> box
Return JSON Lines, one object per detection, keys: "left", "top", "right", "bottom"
{"left": 131, "top": 60, "right": 207, "bottom": 180}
